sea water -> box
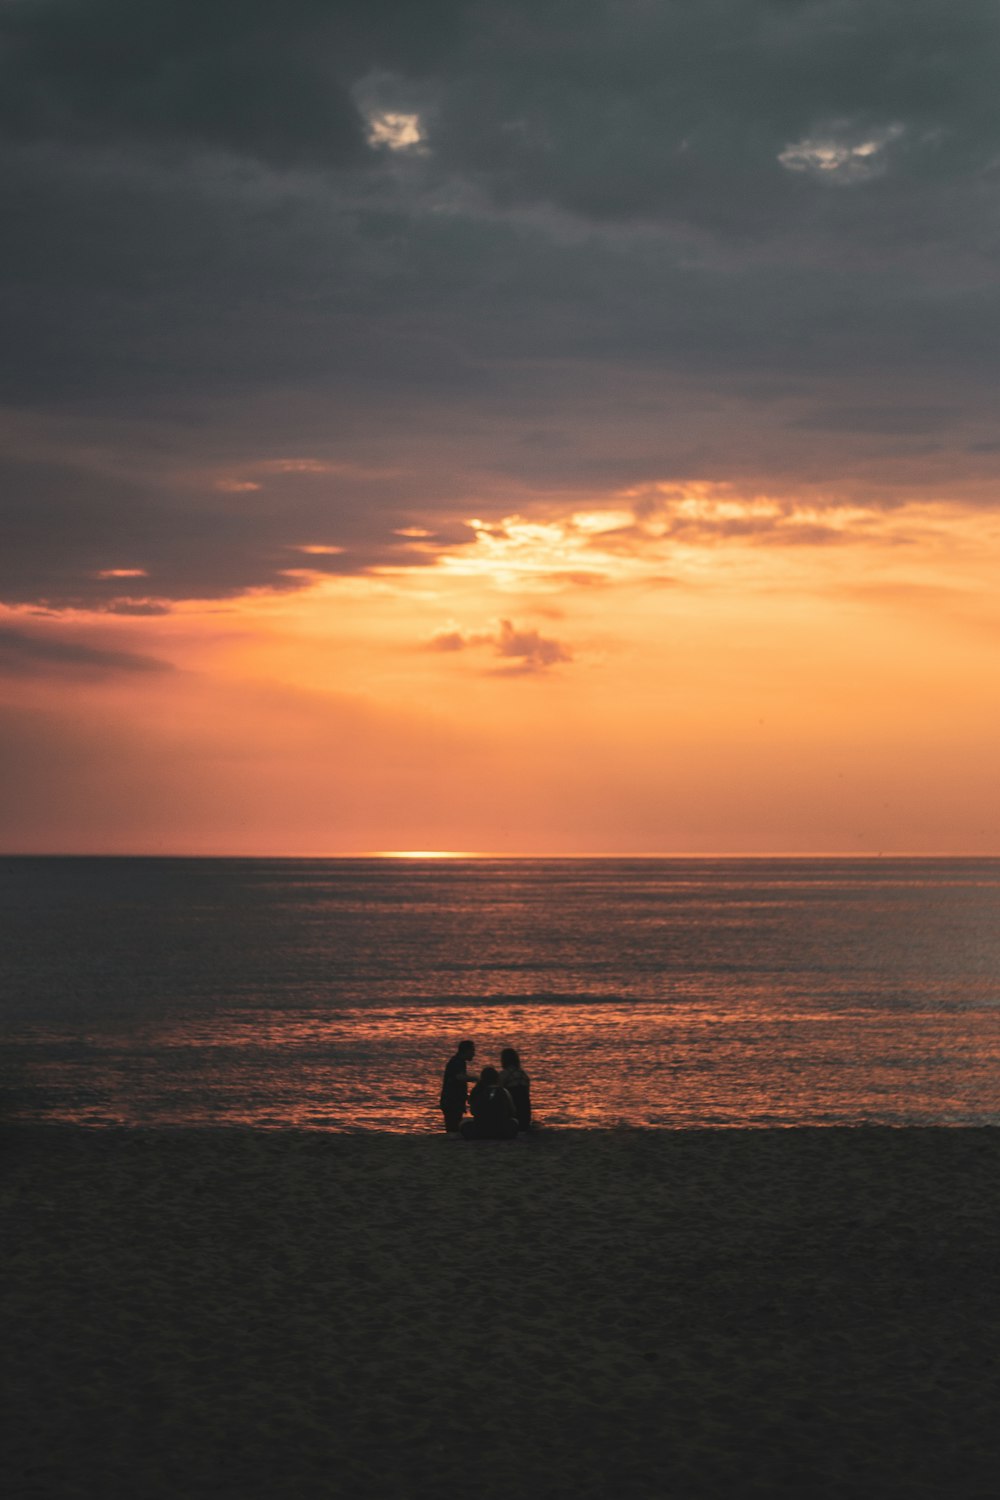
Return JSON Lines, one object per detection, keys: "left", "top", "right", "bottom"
{"left": 2, "top": 856, "right": 999, "bottom": 1130}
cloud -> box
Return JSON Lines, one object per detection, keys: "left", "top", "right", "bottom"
{"left": 6, "top": 1, "right": 999, "bottom": 213}
{"left": 0, "top": 624, "right": 172, "bottom": 677}
{"left": 0, "top": 451, "right": 477, "bottom": 609}
{"left": 426, "top": 618, "right": 571, "bottom": 672}
{"left": 427, "top": 628, "right": 471, "bottom": 653}
{"left": 790, "top": 406, "right": 962, "bottom": 435}
{"left": 422, "top": 0, "right": 1000, "bottom": 230}
{"left": 495, "top": 618, "right": 571, "bottom": 671}
{"left": 1, "top": 0, "right": 362, "bottom": 168}
{"left": 366, "top": 111, "right": 426, "bottom": 151}
{"left": 777, "top": 123, "right": 906, "bottom": 184}
{"left": 538, "top": 571, "right": 609, "bottom": 588}
{"left": 617, "top": 484, "right": 924, "bottom": 550}
{"left": 4, "top": 1, "right": 1000, "bottom": 613}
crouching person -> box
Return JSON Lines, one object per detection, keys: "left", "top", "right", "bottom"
{"left": 461, "top": 1066, "right": 519, "bottom": 1140}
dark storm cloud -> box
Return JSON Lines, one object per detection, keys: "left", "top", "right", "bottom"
{"left": 0, "top": 452, "right": 477, "bottom": 607}
{"left": 428, "top": 0, "right": 1000, "bottom": 228}
{"left": 0, "top": 0, "right": 469, "bottom": 166}
{"left": 8, "top": 0, "right": 997, "bottom": 212}
{"left": 3, "top": 1, "right": 1000, "bottom": 608}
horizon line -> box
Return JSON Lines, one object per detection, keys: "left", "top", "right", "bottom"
{"left": 2, "top": 850, "right": 999, "bottom": 861}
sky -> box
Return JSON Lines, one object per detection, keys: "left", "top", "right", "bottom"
{"left": 2, "top": 0, "right": 999, "bottom": 854}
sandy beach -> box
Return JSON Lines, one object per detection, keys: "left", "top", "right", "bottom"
{"left": 4, "top": 1126, "right": 999, "bottom": 1499}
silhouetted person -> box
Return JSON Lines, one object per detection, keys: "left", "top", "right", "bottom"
{"left": 439, "top": 1040, "right": 476, "bottom": 1133}
{"left": 499, "top": 1047, "right": 532, "bottom": 1132}
{"left": 461, "top": 1066, "right": 519, "bottom": 1140}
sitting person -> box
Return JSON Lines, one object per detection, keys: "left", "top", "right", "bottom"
{"left": 461, "top": 1066, "right": 519, "bottom": 1140}
{"left": 499, "top": 1047, "right": 532, "bottom": 1133}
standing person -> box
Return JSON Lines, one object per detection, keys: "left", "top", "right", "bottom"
{"left": 439, "top": 1040, "right": 476, "bottom": 1133}
{"left": 499, "top": 1047, "right": 532, "bottom": 1133}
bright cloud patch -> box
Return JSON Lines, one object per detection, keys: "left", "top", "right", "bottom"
{"left": 778, "top": 122, "right": 904, "bottom": 183}
{"left": 432, "top": 491, "right": 887, "bottom": 596}
{"left": 366, "top": 111, "right": 424, "bottom": 151}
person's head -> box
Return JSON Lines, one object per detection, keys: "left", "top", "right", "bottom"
{"left": 500, "top": 1047, "right": 520, "bottom": 1070}
{"left": 480, "top": 1065, "right": 499, "bottom": 1085}
{"left": 458, "top": 1040, "right": 475, "bottom": 1060}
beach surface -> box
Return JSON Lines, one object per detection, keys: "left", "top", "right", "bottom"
{"left": 4, "top": 1126, "right": 1000, "bottom": 1499}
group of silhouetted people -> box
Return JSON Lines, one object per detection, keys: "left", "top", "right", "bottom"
{"left": 439, "top": 1040, "right": 532, "bottom": 1139}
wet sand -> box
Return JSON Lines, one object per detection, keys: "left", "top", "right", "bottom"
{"left": 4, "top": 1126, "right": 1000, "bottom": 1499}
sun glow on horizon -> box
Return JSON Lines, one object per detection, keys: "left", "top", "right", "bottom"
{"left": 3, "top": 481, "right": 1000, "bottom": 856}
{"left": 373, "top": 850, "right": 482, "bottom": 859}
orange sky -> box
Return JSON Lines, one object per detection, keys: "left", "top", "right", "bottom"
{"left": 4, "top": 480, "right": 998, "bottom": 854}
{"left": 4, "top": 4, "right": 1000, "bottom": 854}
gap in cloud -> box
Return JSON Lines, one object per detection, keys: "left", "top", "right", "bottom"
{"left": 366, "top": 111, "right": 425, "bottom": 151}
{"left": 778, "top": 122, "right": 905, "bottom": 184}
{"left": 354, "top": 68, "right": 430, "bottom": 155}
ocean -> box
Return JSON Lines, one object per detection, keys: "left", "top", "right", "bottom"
{"left": 2, "top": 856, "right": 999, "bottom": 1131}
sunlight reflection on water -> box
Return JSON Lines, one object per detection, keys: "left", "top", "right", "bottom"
{"left": 3, "top": 857, "right": 1000, "bottom": 1129}
{"left": 9, "top": 1000, "right": 1000, "bottom": 1130}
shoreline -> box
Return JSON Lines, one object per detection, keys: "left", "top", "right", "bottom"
{"left": 5, "top": 1125, "right": 1000, "bottom": 1498}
